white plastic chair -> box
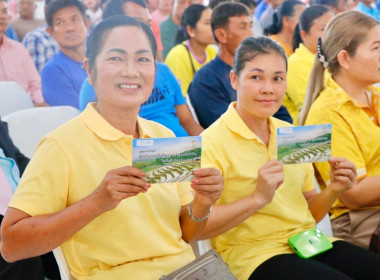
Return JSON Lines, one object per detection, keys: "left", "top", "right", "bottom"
{"left": 52, "top": 246, "right": 74, "bottom": 280}
{"left": 2, "top": 106, "right": 80, "bottom": 158}
{"left": 186, "top": 95, "right": 200, "bottom": 124}
{"left": 0, "top": 81, "right": 34, "bottom": 117}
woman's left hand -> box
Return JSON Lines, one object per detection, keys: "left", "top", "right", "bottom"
{"left": 190, "top": 168, "right": 224, "bottom": 208}
{"left": 328, "top": 157, "right": 357, "bottom": 193}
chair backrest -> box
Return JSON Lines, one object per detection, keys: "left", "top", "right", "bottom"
{"left": 53, "top": 246, "right": 74, "bottom": 280}
{"left": 0, "top": 81, "right": 34, "bottom": 117}
{"left": 186, "top": 95, "right": 199, "bottom": 124}
{"left": 2, "top": 106, "right": 80, "bottom": 158}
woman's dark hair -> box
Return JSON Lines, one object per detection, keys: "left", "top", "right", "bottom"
{"left": 292, "top": 4, "right": 331, "bottom": 51}
{"left": 233, "top": 36, "right": 288, "bottom": 77}
{"left": 102, "top": 0, "right": 147, "bottom": 20}
{"left": 208, "top": 0, "right": 231, "bottom": 9}
{"left": 175, "top": 4, "right": 208, "bottom": 44}
{"left": 264, "top": 0, "right": 305, "bottom": 35}
{"left": 45, "top": 0, "right": 87, "bottom": 28}
{"left": 86, "top": 15, "right": 157, "bottom": 79}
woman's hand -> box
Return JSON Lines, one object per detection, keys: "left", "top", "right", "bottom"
{"left": 190, "top": 168, "right": 224, "bottom": 209}
{"left": 90, "top": 166, "right": 151, "bottom": 213}
{"left": 253, "top": 160, "right": 284, "bottom": 207}
{"left": 328, "top": 157, "right": 357, "bottom": 194}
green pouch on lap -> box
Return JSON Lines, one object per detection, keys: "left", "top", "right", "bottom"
{"left": 288, "top": 227, "right": 333, "bottom": 258}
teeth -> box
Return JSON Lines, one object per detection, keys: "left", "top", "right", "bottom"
{"left": 119, "top": 84, "right": 138, "bottom": 89}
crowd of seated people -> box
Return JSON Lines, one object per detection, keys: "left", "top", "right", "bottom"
{"left": 1, "top": 0, "right": 380, "bottom": 279}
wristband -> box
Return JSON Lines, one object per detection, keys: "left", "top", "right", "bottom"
{"left": 188, "top": 202, "right": 212, "bottom": 223}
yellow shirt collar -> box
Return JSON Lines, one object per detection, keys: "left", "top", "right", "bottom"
{"left": 81, "top": 103, "right": 154, "bottom": 141}
{"left": 325, "top": 76, "right": 380, "bottom": 107}
{"left": 221, "top": 102, "right": 277, "bottom": 143}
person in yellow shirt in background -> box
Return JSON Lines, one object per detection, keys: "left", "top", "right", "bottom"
{"left": 264, "top": 0, "right": 305, "bottom": 57}
{"left": 285, "top": 5, "right": 334, "bottom": 124}
{"left": 0, "top": 16, "right": 224, "bottom": 279}
{"left": 165, "top": 4, "right": 216, "bottom": 97}
{"left": 301, "top": 11, "right": 380, "bottom": 253}
{"left": 201, "top": 36, "right": 380, "bottom": 280}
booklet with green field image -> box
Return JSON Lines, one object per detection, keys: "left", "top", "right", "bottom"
{"left": 277, "top": 124, "right": 331, "bottom": 164}
{"left": 132, "top": 136, "right": 201, "bottom": 184}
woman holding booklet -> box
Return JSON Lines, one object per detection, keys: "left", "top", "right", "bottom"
{"left": 0, "top": 16, "right": 224, "bottom": 280}
{"left": 200, "top": 36, "right": 380, "bottom": 279}
{"left": 300, "top": 11, "right": 380, "bottom": 252}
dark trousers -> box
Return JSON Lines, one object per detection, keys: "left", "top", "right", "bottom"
{"left": 249, "top": 241, "right": 380, "bottom": 280}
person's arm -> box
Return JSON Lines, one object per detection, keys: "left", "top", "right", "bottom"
{"left": 338, "top": 175, "right": 380, "bottom": 210}
{"left": 303, "top": 157, "right": 357, "bottom": 222}
{"left": 0, "top": 166, "right": 150, "bottom": 262}
{"left": 179, "top": 168, "right": 224, "bottom": 242}
{"left": 175, "top": 104, "right": 204, "bottom": 136}
{"left": 195, "top": 160, "right": 284, "bottom": 240}
{"left": 22, "top": 47, "right": 47, "bottom": 107}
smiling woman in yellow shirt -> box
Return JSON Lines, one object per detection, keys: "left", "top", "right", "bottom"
{"left": 200, "top": 36, "right": 380, "bottom": 280}
{"left": 0, "top": 15, "right": 224, "bottom": 280}
{"left": 301, "top": 11, "right": 380, "bottom": 252}
{"left": 285, "top": 5, "right": 334, "bottom": 124}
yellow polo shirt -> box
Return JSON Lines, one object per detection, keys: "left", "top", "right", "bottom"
{"left": 202, "top": 103, "right": 317, "bottom": 280}
{"left": 9, "top": 104, "right": 195, "bottom": 280}
{"left": 285, "top": 43, "right": 316, "bottom": 125}
{"left": 165, "top": 43, "right": 217, "bottom": 97}
{"left": 305, "top": 76, "right": 380, "bottom": 219}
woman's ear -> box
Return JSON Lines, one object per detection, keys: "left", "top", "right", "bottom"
{"left": 230, "top": 70, "right": 239, "bottom": 91}
{"left": 300, "top": 30, "right": 308, "bottom": 44}
{"left": 186, "top": 25, "right": 195, "bottom": 38}
{"left": 336, "top": 49, "right": 350, "bottom": 70}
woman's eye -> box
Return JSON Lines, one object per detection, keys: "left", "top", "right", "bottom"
{"left": 138, "top": 57, "right": 151, "bottom": 62}
{"left": 251, "top": 75, "right": 260, "bottom": 80}
{"left": 274, "top": 76, "right": 284, "bottom": 81}
{"left": 108, "top": 56, "right": 121, "bottom": 61}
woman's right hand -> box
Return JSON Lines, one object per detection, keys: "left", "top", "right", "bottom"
{"left": 253, "top": 160, "right": 284, "bottom": 207}
{"left": 90, "top": 166, "right": 151, "bottom": 213}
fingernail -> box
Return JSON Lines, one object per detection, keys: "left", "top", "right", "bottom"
{"left": 193, "top": 169, "right": 200, "bottom": 175}
{"left": 192, "top": 179, "right": 199, "bottom": 184}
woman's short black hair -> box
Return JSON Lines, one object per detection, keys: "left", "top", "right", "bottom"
{"left": 233, "top": 36, "right": 288, "bottom": 77}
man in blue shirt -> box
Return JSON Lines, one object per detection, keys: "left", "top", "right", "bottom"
{"left": 188, "top": 2, "right": 291, "bottom": 128}
{"left": 41, "top": 0, "right": 89, "bottom": 109}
